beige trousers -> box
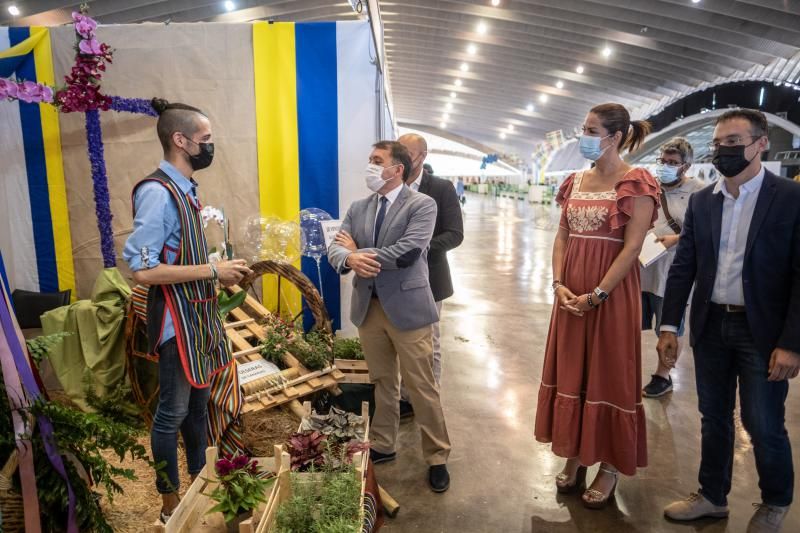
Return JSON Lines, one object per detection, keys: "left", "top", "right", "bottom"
{"left": 358, "top": 299, "right": 451, "bottom": 465}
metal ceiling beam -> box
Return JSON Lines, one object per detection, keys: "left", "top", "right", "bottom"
{"left": 380, "top": 7, "right": 748, "bottom": 75}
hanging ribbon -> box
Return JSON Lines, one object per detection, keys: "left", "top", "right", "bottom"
{"left": 0, "top": 283, "right": 78, "bottom": 533}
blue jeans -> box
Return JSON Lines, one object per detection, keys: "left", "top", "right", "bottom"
{"left": 694, "top": 306, "right": 793, "bottom": 507}
{"left": 151, "top": 338, "right": 210, "bottom": 494}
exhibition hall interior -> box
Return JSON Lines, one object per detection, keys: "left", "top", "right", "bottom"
{"left": 1, "top": 1, "right": 800, "bottom": 532}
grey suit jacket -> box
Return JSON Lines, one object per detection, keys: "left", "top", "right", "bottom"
{"left": 328, "top": 185, "right": 439, "bottom": 331}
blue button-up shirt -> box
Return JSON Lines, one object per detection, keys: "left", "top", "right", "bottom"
{"left": 123, "top": 161, "right": 198, "bottom": 344}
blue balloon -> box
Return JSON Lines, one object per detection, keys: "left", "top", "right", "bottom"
{"left": 299, "top": 208, "right": 333, "bottom": 259}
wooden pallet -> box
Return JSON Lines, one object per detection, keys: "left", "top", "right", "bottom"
{"left": 224, "top": 287, "right": 345, "bottom": 414}
{"left": 333, "top": 358, "right": 370, "bottom": 384}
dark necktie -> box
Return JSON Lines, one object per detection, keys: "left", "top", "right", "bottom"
{"left": 374, "top": 196, "right": 388, "bottom": 245}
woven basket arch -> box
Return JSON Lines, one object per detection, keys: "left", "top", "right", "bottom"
{"left": 238, "top": 260, "right": 332, "bottom": 335}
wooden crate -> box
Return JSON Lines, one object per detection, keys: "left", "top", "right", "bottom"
{"left": 151, "top": 401, "right": 370, "bottom": 533}
{"left": 333, "top": 358, "right": 370, "bottom": 384}
{"left": 149, "top": 447, "right": 275, "bottom": 533}
{"left": 255, "top": 401, "right": 371, "bottom": 533}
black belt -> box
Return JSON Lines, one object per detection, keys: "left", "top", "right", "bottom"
{"left": 711, "top": 303, "right": 746, "bottom": 313}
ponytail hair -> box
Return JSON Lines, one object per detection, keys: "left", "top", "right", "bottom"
{"left": 625, "top": 120, "right": 652, "bottom": 152}
{"left": 589, "top": 102, "right": 651, "bottom": 153}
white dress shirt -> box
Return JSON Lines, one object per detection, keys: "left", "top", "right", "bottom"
{"left": 711, "top": 166, "right": 764, "bottom": 305}
{"left": 374, "top": 183, "right": 404, "bottom": 228}
{"left": 661, "top": 167, "right": 764, "bottom": 333}
{"left": 408, "top": 168, "right": 424, "bottom": 192}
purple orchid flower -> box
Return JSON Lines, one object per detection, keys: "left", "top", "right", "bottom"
{"left": 75, "top": 18, "right": 97, "bottom": 38}
{"left": 78, "top": 38, "right": 103, "bottom": 55}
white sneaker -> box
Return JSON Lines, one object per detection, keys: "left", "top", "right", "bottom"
{"left": 747, "top": 503, "right": 790, "bottom": 532}
{"left": 664, "top": 492, "right": 729, "bottom": 521}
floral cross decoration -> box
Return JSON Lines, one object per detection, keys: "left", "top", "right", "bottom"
{"left": 1, "top": 4, "right": 158, "bottom": 268}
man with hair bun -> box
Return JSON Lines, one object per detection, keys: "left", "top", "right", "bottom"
{"left": 123, "top": 98, "right": 252, "bottom": 522}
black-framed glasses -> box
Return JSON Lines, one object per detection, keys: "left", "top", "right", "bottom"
{"left": 656, "top": 158, "right": 683, "bottom": 167}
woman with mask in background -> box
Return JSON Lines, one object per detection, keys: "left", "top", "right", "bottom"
{"left": 534, "top": 103, "right": 659, "bottom": 509}
{"left": 640, "top": 138, "right": 705, "bottom": 398}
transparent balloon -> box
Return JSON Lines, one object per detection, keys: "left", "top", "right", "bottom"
{"left": 299, "top": 208, "right": 333, "bottom": 260}
{"left": 242, "top": 216, "right": 302, "bottom": 264}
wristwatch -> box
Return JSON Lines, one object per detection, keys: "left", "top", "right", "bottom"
{"left": 593, "top": 287, "right": 609, "bottom": 302}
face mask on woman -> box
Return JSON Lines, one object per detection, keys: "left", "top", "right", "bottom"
{"left": 579, "top": 134, "right": 611, "bottom": 161}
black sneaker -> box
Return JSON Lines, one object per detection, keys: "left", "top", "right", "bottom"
{"left": 399, "top": 399, "right": 414, "bottom": 419}
{"left": 643, "top": 374, "right": 673, "bottom": 398}
{"left": 428, "top": 464, "right": 450, "bottom": 493}
{"left": 369, "top": 449, "right": 397, "bottom": 465}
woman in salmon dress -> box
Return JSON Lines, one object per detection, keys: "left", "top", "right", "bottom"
{"left": 534, "top": 103, "right": 659, "bottom": 509}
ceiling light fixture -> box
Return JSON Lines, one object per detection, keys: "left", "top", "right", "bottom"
{"left": 500, "top": 132, "right": 507, "bottom": 139}
{"left": 8, "top": 5, "right": 20, "bottom": 16}
{"left": 602, "top": 46, "right": 612, "bottom": 58}
{"left": 576, "top": 65, "right": 585, "bottom": 74}
{"left": 223, "top": 0, "right": 235, "bottom": 11}
{"left": 467, "top": 44, "right": 477, "bottom": 55}
{"left": 556, "top": 80, "right": 564, "bottom": 89}
{"left": 443, "top": 113, "right": 450, "bottom": 121}
{"left": 454, "top": 79, "right": 463, "bottom": 87}
{"left": 460, "top": 62, "right": 469, "bottom": 72}
{"left": 539, "top": 94, "right": 549, "bottom": 103}
{"left": 446, "top": 102, "right": 453, "bottom": 110}
{"left": 491, "top": 0, "right": 501, "bottom": 6}
{"left": 476, "top": 21, "right": 488, "bottom": 35}
{"left": 440, "top": 122, "right": 447, "bottom": 129}
{"left": 450, "top": 91, "right": 457, "bottom": 99}
{"left": 691, "top": 0, "right": 701, "bottom": 3}
{"left": 526, "top": 103, "right": 534, "bottom": 112}
{"left": 508, "top": 124, "right": 515, "bottom": 132}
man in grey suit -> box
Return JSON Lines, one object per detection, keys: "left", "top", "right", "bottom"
{"left": 328, "top": 140, "right": 452, "bottom": 493}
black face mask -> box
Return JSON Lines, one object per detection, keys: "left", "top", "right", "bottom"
{"left": 181, "top": 135, "right": 215, "bottom": 171}
{"left": 712, "top": 141, "right": 758, "bottom": 178}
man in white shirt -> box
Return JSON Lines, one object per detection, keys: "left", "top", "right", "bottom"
{"left": 658, "top": 110, "right": 800, "bottom": 532}
{"left": 641, "top": 137, "right": 705, "bottom": 397}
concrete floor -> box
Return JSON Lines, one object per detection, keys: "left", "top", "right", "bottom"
{"left": 376, "top": 193, "right": 800, "bottom": 533}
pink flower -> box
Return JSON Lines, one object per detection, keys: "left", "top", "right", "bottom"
{"left": 75, "top": 18, "right": 97, "bottom": 38}
{"left": 78, "top": 39, "right": 103, "bottom": 55}
{"left": 40, "top": 85, "right": 54, "bottom": 102}
{"left": 0, "top": 79, "right": 18, "bottom": 100}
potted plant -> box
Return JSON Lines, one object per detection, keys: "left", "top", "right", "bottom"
{"left": 205, "top": 453, "right": 272, "bottom": 532}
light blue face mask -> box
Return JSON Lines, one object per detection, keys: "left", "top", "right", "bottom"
{"left": 656, "top": 164, "right": 682, "bottom": 185}
{"left": 579, "top": 134, "right": 610, "bottom": 161}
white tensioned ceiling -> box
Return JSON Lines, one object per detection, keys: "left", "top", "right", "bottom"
{"left": 4, "top": 0, "right": 800, "bottom": 158}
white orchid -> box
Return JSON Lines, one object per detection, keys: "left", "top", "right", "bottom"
{"left": 201, "top": 205, "right": 225, "bottom": 228}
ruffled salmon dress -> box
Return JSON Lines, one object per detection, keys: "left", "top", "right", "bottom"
{"left": 534, "top": 168, "right": 659, "bottom": 476}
